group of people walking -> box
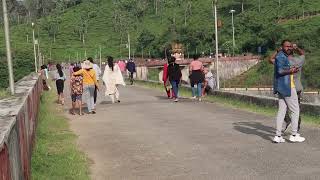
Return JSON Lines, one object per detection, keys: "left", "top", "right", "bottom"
{"left": 45, "top": 41, "right": 307, "bottom": 143}
{"left": 161, "top": 41, "right": 307, "bottom": 144}
{"left": 162, "top": 55, "right": 216, "bottom": 102}
{"left": 49, "top": 56, "right": 131, "bottom": 115}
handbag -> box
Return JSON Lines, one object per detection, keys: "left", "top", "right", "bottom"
{"left": 165, "top": 80, "right": 172, "bottom": 89}
{"left": 42, "top": 80, "right": 49, "bottom": 91}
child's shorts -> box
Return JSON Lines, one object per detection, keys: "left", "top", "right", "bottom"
{"left": 71, "top": 94, "right": 82, "bottom": 102}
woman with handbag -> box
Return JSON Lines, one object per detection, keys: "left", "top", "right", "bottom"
{"left": 73, "top": 60, "right": 99, "bottom": 114}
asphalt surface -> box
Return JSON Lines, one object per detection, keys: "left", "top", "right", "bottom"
{"left": 64, "top": 85, "right": 320, "bottom": 180}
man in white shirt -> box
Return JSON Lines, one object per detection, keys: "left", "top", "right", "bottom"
{"left": 88, "top": 57, "right": 101, "bottom": 106}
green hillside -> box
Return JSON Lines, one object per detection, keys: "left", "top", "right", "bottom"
{"left": 0, "top": 0, "right": 320, "bottom": 88}
{"left": 225, "top": 50, "right": 320, "bottom": 90}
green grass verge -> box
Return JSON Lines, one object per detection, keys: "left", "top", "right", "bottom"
{"left": 147, "top": 68, "right": 161, "bottom": 82}
{"left": 134, "top": 80, "right": 320, "bottom": 126}
{"left": 31, "top": 89, "right": 90, "bottom": 180}
{"left": 0, "top": 89, "right": 9, "bottom": 99}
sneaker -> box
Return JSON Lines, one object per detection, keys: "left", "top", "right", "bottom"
{"left": 198, "top": 98, "right": 202, "bottom": 102}
{"left": 191, "top": 96, "right": 197, "bottom": 99}
{"left": 289, "top": 134, "right": 305, "bottom": 143}
{"left": 273, "top": 136, "right": 286, "bottom": 143}
{"left": 174, "top": 98, "right": 179, "bottom": 102}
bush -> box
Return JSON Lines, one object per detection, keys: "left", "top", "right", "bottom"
{"left": 0, "top": 49, "right": 34, "bottom": 88}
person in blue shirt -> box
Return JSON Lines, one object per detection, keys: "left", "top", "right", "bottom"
{"left": 270, "top": 44, "right": 305, "bottom": 133}
{"left": 273, "top": 40, "right": 305, "bottom": 143}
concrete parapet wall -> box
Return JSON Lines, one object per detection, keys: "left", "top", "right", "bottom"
{"left": 136, "top": 66, "right": 148, "bottom": 81}
{"left": 138, "top": 79, "right": 320, "bottom": 116}
{"left": 209, "top": 58, "right": 260, "bottom": 80}
{"left": 211, "top": 91, "right": 320, "bottom": 116}
{"left": 0, "top": 74, "right": 42, "bottom": 180}
{"left": 145, "top": 58, "right": 260, "bottom": 85}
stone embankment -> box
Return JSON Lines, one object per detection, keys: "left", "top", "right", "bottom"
{"left": 134, "top": 56, "right": 261, "bottom": 82}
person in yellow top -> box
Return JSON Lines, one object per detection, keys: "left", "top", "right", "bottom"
{"left": 73, "top": 60, "right": 99, "bottom": 114}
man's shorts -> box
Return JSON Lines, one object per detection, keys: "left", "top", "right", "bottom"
{"left": 71, "top": 94, "right": 82, "bottom": 102}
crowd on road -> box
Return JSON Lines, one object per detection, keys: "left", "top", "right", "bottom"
{"left": 163, "top": 40, "right": 307, "bottom": 144}
{"left": 39, "top": 56, "right": 136, "bottom": 115}
{"left": 162, "top": 55, "right": 216, "bottom": 102}
{"left": 38, "top": 39, "right": 307, "bottom": 144}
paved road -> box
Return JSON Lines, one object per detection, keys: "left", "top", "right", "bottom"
{"left": 64, "top": 85, "right": 320, "bottom": 180}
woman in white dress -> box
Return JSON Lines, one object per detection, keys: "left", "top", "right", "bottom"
{"left": 102, "top": 56, "right": 126, "bottom": 103}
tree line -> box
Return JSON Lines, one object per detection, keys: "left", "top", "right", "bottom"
{"left": 0, "top": 0, "right": 82, "bottom": 25}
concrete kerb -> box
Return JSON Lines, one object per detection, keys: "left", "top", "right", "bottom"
{"left": 137, "top": 80, "right": 320, "bottom": 116}
{"left": 211, "top": 91, "right": 320, "bottom": 116}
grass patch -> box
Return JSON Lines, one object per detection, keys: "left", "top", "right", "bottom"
{"left": 147, "top": 68, "right": 161, "bottom": 82}
{"left": 0, "top": 89, "right": 9, "bottom": 99}
{"left": 134, "top": 80, "right": 320, "bottom": 126}
{"left": 31, "top": 88, "right": 90, "bottom": 180}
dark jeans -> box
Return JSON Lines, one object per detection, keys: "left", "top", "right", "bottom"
{"left": 284, "top": 91, "right": 302, "bottom": 131}
{"left": 129, "top": 72, "right": 134, "bottom": 85}
{"left": 170, "top": 80, "right": 179, "bottom": 98}
{"left": 191, "top": 82, "right": 202, "bottom": 97}
{"left": 94, "top": 85, "right": 98, "bottom": 104}
{"left": 56, "top": 79, "right": 64, "bottom": 94}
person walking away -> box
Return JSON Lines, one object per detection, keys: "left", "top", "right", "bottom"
{"left": 70, "top": 66, "right": 84, "bottom": 115}
{"left": 163, "top": 60, "right": 174, "bottom": 98}
{"left": 88, "top": 57, "right": 101, "bottom": 107}
{"left": 126, "top": 59, "right": 136, "bottom": 85}
{"left": 167, "top": 56, "right": 182, "bottom": 102}
{"left": 189, "top": 54, "right": 204, "bottom": 101}
{"left": 102, "top": 56, "right": 126, "bottom": 103}
{"left": 73, "top": 60, "right": 99, "bottom": 114}
{"left": 270, "top": 44, "right": 305, "bottom": 132}
{"left": 40, "top": 65, "right": 50, "bottom": 91}
{"left": 53, "top": 64, "right": 66, "bottom": 105}
{"left": 202, "top": 68, "right": 216, "bottom": 96}
{"left": 273, "top": 40, "right": 305, "bottom": 143}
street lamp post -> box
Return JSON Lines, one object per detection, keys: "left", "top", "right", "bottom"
{"left": 37, "top": 39, "right": 41, "bottom": 67}
{"left": 32, "top": 22, "right": 37, "bottom": 73}
{"left": 258, "top": 0, "right": 261, "bottom": 12}
{"left": 99, "top": 46, "right": 102, "bottom": 68}
{"left": 128, "top": 33, "right": 131, "bottom": 60}
{"left": 230, "top": 9, "right": 236, "bottom": 56}
{"left": 214, "top": 0, "right": 220, "bottom": 90}
{"left": 2, "top": 0, "right": 14, "bottom": 95}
